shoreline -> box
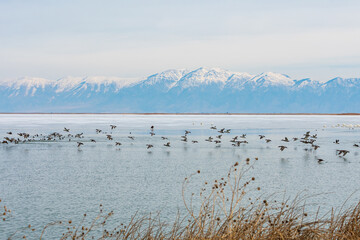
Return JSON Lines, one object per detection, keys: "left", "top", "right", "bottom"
{"left": 0, "top": 112, "right": 359, "bottom": 115}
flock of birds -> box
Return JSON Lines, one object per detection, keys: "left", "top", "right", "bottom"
{"left": 1, "top": 124, "right": 359, "bottom": 163}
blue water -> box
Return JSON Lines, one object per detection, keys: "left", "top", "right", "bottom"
{"left": 0, "top": 114, "right": 359, "bottom": 238}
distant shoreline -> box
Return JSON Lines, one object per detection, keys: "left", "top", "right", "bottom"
{"left": 0, "top": 113, "right": 359, "bottom": 115}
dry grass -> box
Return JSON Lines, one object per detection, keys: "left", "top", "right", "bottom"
{"left": 6, "top": 158, "right": 360, "bottom": 239}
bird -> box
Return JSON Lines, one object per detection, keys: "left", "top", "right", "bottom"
{"left": 1, "top": 141, "right": 8, "bottom": 144}
{"left": 181, "top": 136, "right": 188, "bottom": 142}
{"left": 164, "top": 142, "right": 171, "bottom": 147}
{"left": 110, "top": 125, "right": 117, "bottom": 130}
{"left": 281, "top": 137, "right": 289, "bottom": 142}
{"left": 7, "top": 132, "right": 12, "bottom": 135}
{"left": 128, "top": 136, "right": 135, "bottom": 140}
{"left": 259, "top": 135, "right": 265, "bottom": 139}
{"left": 96, "top": 129, "right": 102, "bottom": 134}
{"left": 293, "top": 138, "right": 298, "bottom": 141}
{"left": 265, "top": 139, "right": 272, "bottom": 143}
{"left": 150, "top": 126, "right": 154, "bottom": 131}
{"left": 161, "top": 137, "right": 168, "bottom": 140}
{"left": 216, "top": 135, "right": 222, "bottom": 139}
{"left": 205, "top": 137, "right": 213, "bottom": 142}
{"left": 337, "top": 150, "right": 349, "bottom": 156}
{"left": 225, "top": 129, "right": 231, "bottom": 133}
{"left": 334, "top": 139, "right": 340, "bottom": 144}
{"left": 146, "top": 144, "right": 153, "bottom": 149}
{"left": 353, "top": 144, "right": 359, "bottom": 147}
{"left": 317, "top": 158, "right": 325, "bottom": 163}
{"left": 230, "top": 136, "right": 238, "bottom": 142}
{"left": 75, "top": 133, "right": 83, "bottom": 138}
{"left": 278, "top": 146, "right": 287, "bottom": 151}
{"left": 301, "top": 139, "right": 315, "bottom": 144}
{"left": 185, "top": 130, "right": 191, "bottom": 135}
{"left": 106, "top": 135, "right": 113, "bottom": 140}
{"left": 77, "top": 142, "right": 84, "bottom": 147}
{"left": 303, "top": 131, "right": 311, "bottom": 138}
{"left": 63, "top": 128, "right": 70, "bottom": 132}
{"left": 150, "top": 132, "right": 155, "bottom": 136}
{"left": 90, "top": 139, "right": 96, "bottom": 143}
{"left": 312, "top": 145, "right": 320, "bottom": 150}
{"left": 115, "top": 142, "right": 122, "bottom": 146}
{"left": 240, "top": 134, "right": 246, "bottom": 138}
{"left": 214, "top": 140, "right": 221, "bottom": 144}
{"left": 192, "top": 140, "right": 198, "bottom": 143}
{"left": 210, "top": 126, "right": 217, "bottom": 130}
{"left": 218, "top": 128, "right": 225, "bottom": 133}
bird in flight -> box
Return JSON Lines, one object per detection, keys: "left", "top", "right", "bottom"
{"left": 336, "top": 150, "right": 349, "bottom": 156}
{"left": 317, "top": 158, "right": 325, "bottom": 164}
{"left": 278, "top": 146, "right": 287, "bottom": 151}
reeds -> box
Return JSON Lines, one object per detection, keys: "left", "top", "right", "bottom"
{"left": 7, "top": 158, "right": 360, "bottom": 239}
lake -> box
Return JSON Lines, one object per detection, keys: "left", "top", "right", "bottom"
{"left": 0, "top": 114, "right": 359, "bottom": 238}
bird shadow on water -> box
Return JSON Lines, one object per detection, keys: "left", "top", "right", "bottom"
{"left": 280, "top": 158, "right": 290, "bottom": 164}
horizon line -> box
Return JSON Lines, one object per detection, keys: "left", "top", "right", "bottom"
{"left": 0, "top": 113, "right": 359, "bottom": 115}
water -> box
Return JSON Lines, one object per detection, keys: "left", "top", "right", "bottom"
{"left": 0, "top": 114, "right": 360, "bottom": 238}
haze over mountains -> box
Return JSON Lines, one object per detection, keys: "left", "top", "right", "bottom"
{"left": 0, "top": 67, "right": 359, "bottom": 113}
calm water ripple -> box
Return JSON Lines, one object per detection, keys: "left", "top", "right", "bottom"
{"left": 0, "top": 114, "right": 360, "bottom": 238}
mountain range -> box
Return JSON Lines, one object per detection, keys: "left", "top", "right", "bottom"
{"left": 0, "top": 67, "right": 359, "bottom": 113}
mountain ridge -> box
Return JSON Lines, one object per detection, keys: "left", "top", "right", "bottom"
{"left": 0, "top": 67, "right": 359, "bottom": 113}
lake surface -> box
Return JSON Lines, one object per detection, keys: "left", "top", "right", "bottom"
{"left": 0, "top": 114, "right": 360, "bottom": 238}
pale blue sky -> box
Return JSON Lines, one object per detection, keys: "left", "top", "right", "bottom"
{"left": 1, "top": 0, "right": 360, "bottom": 81}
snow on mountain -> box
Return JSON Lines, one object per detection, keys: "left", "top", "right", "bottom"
{"left": 0, "top": 68, "right": 359, "bottom": 113}
{"left": 252, "top": 72, "right": 294, "bottom": 87}
{"left": 293, "top": 78, "right": 321, "bottom": 89}
{"left": 224, "top": 72, "right": 254, "bottom": 90}
{"left": 0, "top": 77, "right": 53, "bottom": 89}
{"left": 173, "top": 67, "right": 235, "bottom": 89}
{"left": 140, "top": 69, "right": 189, "bottom": 90}
{"left": 54, "top": 76, "right": 141, "bottom": 93}
{"left": 323, "top": 77, "right": 360, "bottom": 88}
{"left": 0, "top": 77, "right": 54, "bottom": 96}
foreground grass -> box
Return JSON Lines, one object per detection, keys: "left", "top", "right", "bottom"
{"left": 5, "top": 158, "right": 360, "bottom": 239}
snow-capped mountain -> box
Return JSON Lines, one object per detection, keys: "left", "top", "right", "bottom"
{"left": 252, "top": 72, "right": 294, "bottom": 87}
{"left": 173, "top": 67, "right": 235, "bottom": 89}
{"left": 0, "top": 68, "right": 359, "bottom": 113}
